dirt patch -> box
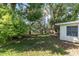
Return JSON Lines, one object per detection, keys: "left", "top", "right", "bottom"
{"left": 60, "top": 41, "right": 79, "bottom": 56}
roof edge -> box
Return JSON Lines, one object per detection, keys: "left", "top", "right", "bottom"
{"left": 55, "top": 20, "right": 79, "bottom": 25}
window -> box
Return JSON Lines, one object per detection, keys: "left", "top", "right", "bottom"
{"left": 67, "top": 26, "right": 78, "bottom": 36}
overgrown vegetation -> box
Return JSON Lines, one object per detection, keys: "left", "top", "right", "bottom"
{"left": 0, "top": 3, "right": 79, "bottom": 55}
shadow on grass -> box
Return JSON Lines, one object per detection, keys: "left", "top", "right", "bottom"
{"left": 0, "top": 35, "right": 69, "bottom": 55}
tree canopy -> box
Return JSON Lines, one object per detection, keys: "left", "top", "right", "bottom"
{"left": 26, "top": 3, "right": 43, "bottom": 21}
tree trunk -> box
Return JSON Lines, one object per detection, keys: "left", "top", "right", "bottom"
{"left": 41, "top": 28, "right": 43, "bottom": 34}
{"left": 38, "top": 21, "right": 43, "bottom": 35}
{"left": 44, "top": 27, "right": 47, "bottom": 34}
{"left": 29, "top": 23, "right": 32, "bottom": 35}
{"left": 29, "top": 29, "right": 31, "bottom": 35}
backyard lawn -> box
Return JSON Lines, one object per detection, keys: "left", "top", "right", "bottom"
{"left": 0, "top": 35, "right": 68, "bottom": 56}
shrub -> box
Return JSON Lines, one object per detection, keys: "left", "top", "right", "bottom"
{"left": 0, "top": 7, "right": 28, "bottom": 44}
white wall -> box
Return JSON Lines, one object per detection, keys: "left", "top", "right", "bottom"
{"left": 60, "top": 24, "right": 79, "bottom": 42}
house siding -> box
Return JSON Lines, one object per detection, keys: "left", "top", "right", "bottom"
{"left": 60, "top": 24, "right": 79, "bottom": 42}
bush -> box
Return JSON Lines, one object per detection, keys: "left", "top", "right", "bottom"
{"left": 0, "top": 7, "right": 28, "bottom": 44}
{"left": 0, "top": 17, "right": 27, "bottom": 44}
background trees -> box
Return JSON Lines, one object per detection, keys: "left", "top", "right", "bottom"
{"left": 48, "top": 4, "right": 79, "bottom": 34}
{"left": 0, "top": 3, "right": 79, "bottom": 44}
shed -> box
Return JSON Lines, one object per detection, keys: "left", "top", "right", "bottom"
{"left": 55, "top": 20, "right": 79, "bottom": 42}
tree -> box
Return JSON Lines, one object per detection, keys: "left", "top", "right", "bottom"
{"left": 49, "top": 3, "right": 66, "bottom": 34}
{"left": 26, "top": 3, "right": 44, "bottom": 35}
{"left": 67, "top": 4, "right": 79, "bottom": 21}
{"left": 49, "top": 4, "right": 79, "bottom": 34}
{"left": 0, "top": 4, "right": 28, "bottom": 44}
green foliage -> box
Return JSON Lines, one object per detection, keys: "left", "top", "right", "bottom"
{"left": 49, "top": 4, "right": 79, "bottom": 24}
{"left": 27, "top": 9, "right": 43, "bottom": 21}
{"left": 71, "top": 4, "right": 79, "bottom": 21}
{"left": 0, "top": 4, "right": 27, "bottom": 44}
{"left": 49, "top": 3, "right": 66, "bottom": 25}
{"left": 27, "top": 3, "right": 43, "bottom": 21}
{"left": 26, "top": 3, "right": 44, "bottom": 34}
{"left": 63, "top": 4, "right": 79, "bottom": 22}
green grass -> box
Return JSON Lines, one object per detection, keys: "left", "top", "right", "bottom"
{"left": 0, "top": 35, "right": 68, "bottom": 56}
